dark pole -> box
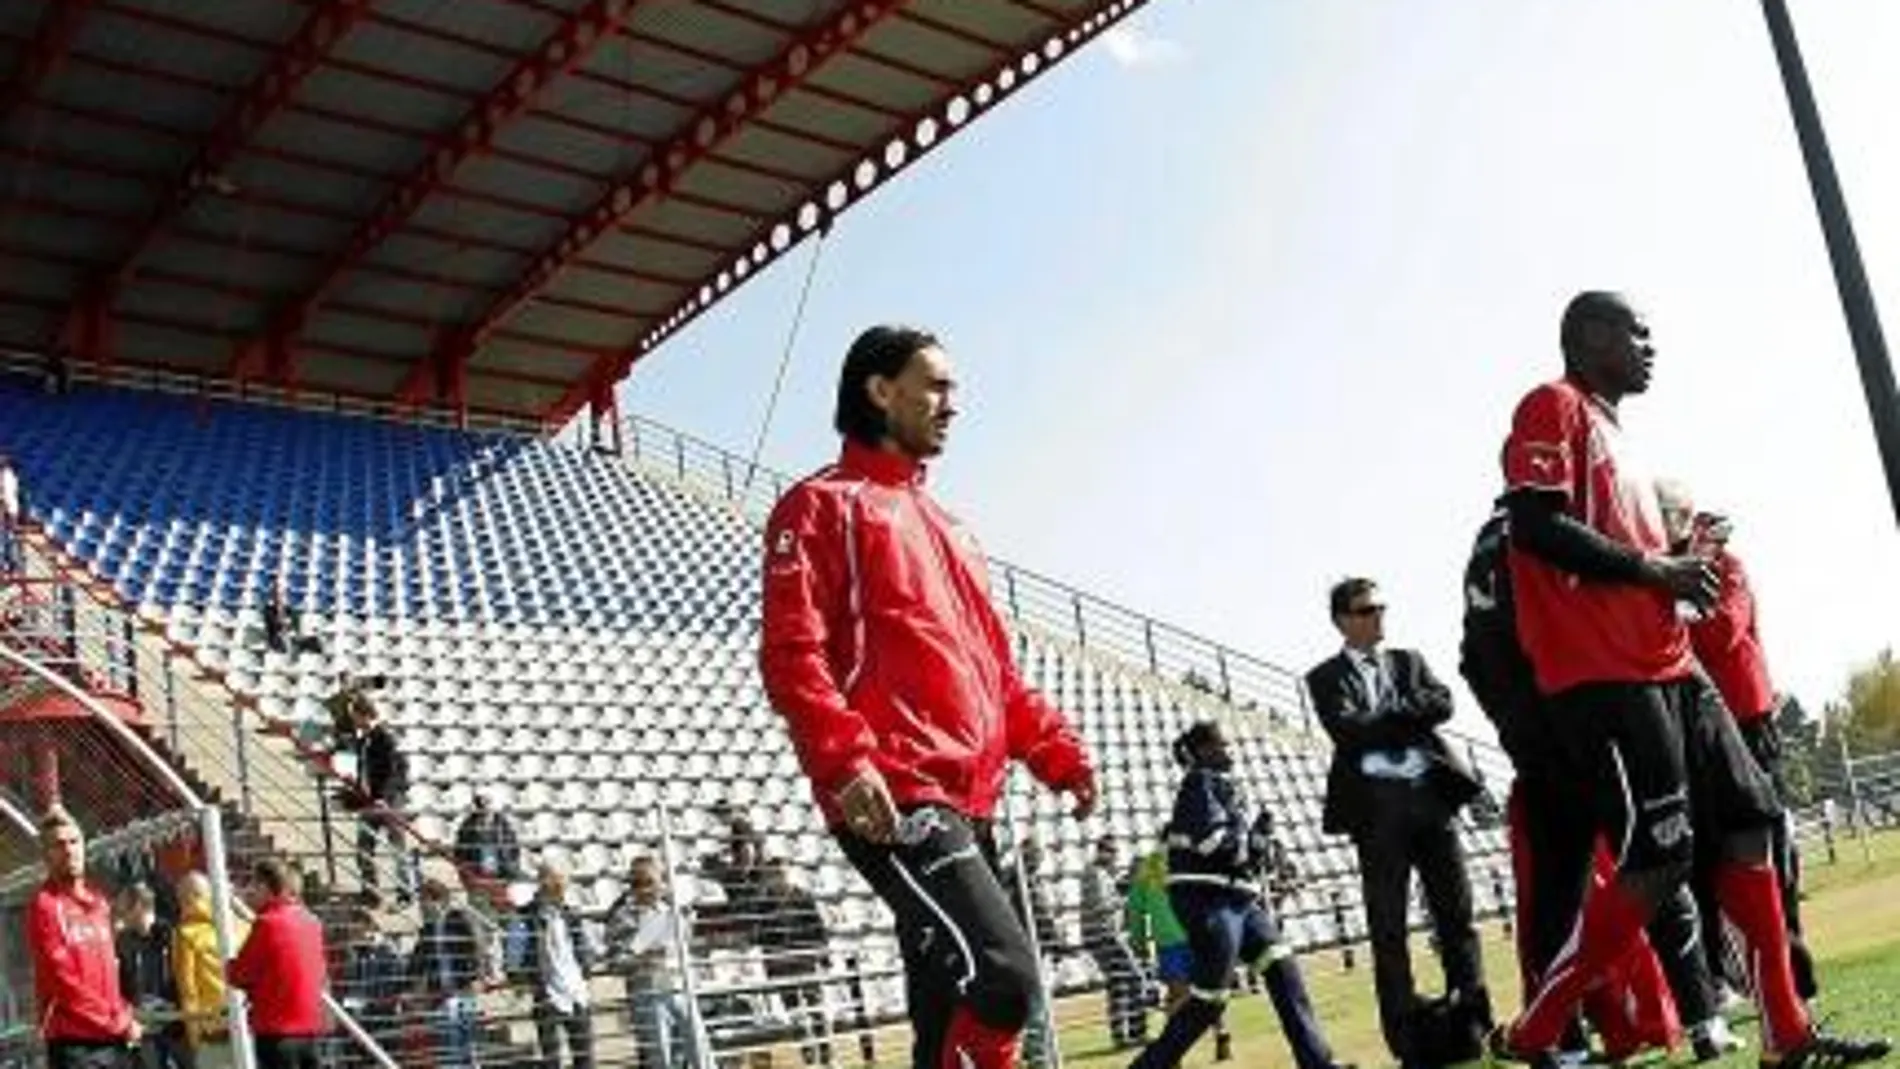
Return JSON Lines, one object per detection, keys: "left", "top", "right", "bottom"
{"left": 1760, "top": 0, "right": 1900, "bottom": 527}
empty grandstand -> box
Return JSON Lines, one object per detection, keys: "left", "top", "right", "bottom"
{"left": 1, "top": 368, "right": 1514, "bottom": 1065}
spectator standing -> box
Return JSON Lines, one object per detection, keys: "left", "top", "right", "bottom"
{"left": 452, "top": 795, "right": 523, "bottom": 886}
{"left": 334, "top": 688, "right": 418, "bottom": 906}
{"left": 508, "top": 864, "right": 595, "bottom": 1069}
{"left": 696, "top": 811, "right": 767, "bottom": 947}
{"left": 333, "top": 907, "right": 405, "bottom": 1069}
{"left": 27, "top": 808, "right": 141, "bottom": 1069}
{"left": 755, "top": 861, "right": 831, "bottom": 1067}
{"left": 116, "top": 884, "right": 191, "bottom": 1069}
{"left": 1081, "top": 838, "right": 1145, "bottom": 1051}
{"left": 410, "top": 879, "right": 486, "bottom": 1069}
{"left": 1003, "top": 840, "right": 1057, "bottom": 1069}
{"left": 603, "top": 857, "right": 692, "bottom": 1069}
{"left": 172, "top": 874, "right": 242, "bottom": 1069}
{"left": 0, "top": 453, "right": 21, "bottom": 573}
{"left": 229, "top": 859, "right": 330, "bottom": 1069}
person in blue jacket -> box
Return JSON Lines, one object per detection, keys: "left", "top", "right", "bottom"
{"left": 1130, "top": 720, "right": 1351, "bottom": 1069}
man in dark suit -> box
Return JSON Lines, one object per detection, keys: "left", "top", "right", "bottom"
{"left": 1306, "top": 577, "right": 1487, "bottom": 1068}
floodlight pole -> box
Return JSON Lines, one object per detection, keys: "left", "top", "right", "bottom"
{"left": 1760, "top": 0, "right": 1900, "bottom": 528}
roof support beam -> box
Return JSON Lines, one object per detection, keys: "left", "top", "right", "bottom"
{"left": 255, "top": 0, "right": 649, "bottom": 394}
{"left": 0, "top": 0, "right": 103, "bottom": 125}
{"left": 61, "top": 0, "right": 377, "bottom": 369}
{"left": 405, "top": 0, "right": 902, "bottom": 407}
{"left": 551, "top": 0, "right": 1158, "bottom": 424}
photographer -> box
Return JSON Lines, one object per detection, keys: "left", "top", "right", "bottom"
{"left": 332, "top": 676, "right": 418, "bottom": 906}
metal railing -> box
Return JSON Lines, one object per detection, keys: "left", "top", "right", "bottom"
{"left": 614, "top": 410, "right": 1518, "bottom": 792}
{"left": 0, "top": 349, "right": 543, "bottom": 437}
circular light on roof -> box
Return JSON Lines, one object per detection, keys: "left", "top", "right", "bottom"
{"left": 997, "top": 68, "right": 1018, "bottom": 92}
{"left": 884, "top": 139, "right": 907, "bottom": 169}
{"left": 771, "top": 224, "right": 792, "bottom": 251}
{"left": 914, "top": 116, "right": 939, "bottom": 146}
{"left": 854, "top": 160, "right": 877, "bottom": 190}
{"left": 973, "top": 84, "right": 995, "bottom": 107}
{"left": 826, "top": 181, "right": 848, "bottom": 210}
{"left": 1021, "top": 54, "right": 1040, "bottom": 76}
{"left": 947, "top": 96, "right": 971, "bottom": 125}
{"left": 695, "top": 117, "right": 717, "bottom": 148}
{"left": 797, "top": 203, "right": 821, "bottom": 231}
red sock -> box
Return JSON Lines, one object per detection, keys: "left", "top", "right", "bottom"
{"left": 1509, "top": 876, "right": 1654, "bottom": 1052}
{"left": 1715, "top": 860, "right": 1810, "bottom": 1054}
{"left": 940, "top": 1007, "right": 1019, "bottom": 1069}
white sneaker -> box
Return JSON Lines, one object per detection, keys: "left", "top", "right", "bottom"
{"left": 1716, "top": 982, "right": 1753, "bottom": 1019}
{"left": 1692, "top": 1016, "right": 1746, "bottom": 1062}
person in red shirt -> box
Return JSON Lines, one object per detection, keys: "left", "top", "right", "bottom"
{"left": 1656, "top": 485, "right": 1820, "bottom": 1001}
{"left": 228, "top": 858, "right": 329, "bottom": 1069}
{"left": 760, "top": 325, "right": 1097, "bottom": 1069}
{"left": 1489, "top": 292, "right": 1887, "bottom": 1069}
{"left": 26, "top": 807, "right": 140, "bottom": 1069}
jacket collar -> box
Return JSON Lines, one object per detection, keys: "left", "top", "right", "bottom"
{"left": 839, "top": 438, "right": 925, "bottom": 487}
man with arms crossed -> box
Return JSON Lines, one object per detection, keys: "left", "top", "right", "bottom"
{"left": 760, "top": 325, "right": 1097, "bottom": 1069}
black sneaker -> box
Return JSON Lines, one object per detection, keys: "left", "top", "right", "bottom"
{"left": 1767, "top": 1031, "right": 1892, "bottom": 1069}
{"left": 1214, "top": 1033, "right": 1233, "bottom": 1062}
{"left": 1487, "top": 1025, "right": 1565, "bottom": 1069}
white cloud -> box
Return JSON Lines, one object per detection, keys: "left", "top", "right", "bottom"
{"left": 1102, "top": 24, "right": 1187, "bottom": 70}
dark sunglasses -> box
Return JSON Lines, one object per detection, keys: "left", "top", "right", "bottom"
{"left": 1346, "top": 604, "right": 1387, "bottom": 617}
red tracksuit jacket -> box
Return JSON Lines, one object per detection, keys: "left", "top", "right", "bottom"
{"left": 229, "top": 896, "right": 329, "bottom": 1037}
{"left": 760, "top": 440, "right": 1091, "bottom": 827}
{"left": 28, "top": 879, "right": 135, "bottom": 1044}
{"left": 1689, "top": 549, "right": 1776, "bottom": 723}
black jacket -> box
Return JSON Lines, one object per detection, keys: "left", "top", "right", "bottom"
{"left": 1305, "top": 647, "right": 1480, "bottom": 838}
{"left": 755, "top": 882, "right": 829, "bottom": 979}
{"left": 116, "top": 921, "right": 180, "bottom": 1012}
{"left": 411, "top": 906, "right": 484, "bottom": 996}
{"left": 1164, "top": 766, "right": 1275, "bottom": 889}
{"left": 345, "top": 723, "right": 408, "bottom": 806}
{"left": 1459, "top": 510, "right": 1552, "bottom": 777}
{"left": 453, "top": 810, "right": 522, "bottom": 879}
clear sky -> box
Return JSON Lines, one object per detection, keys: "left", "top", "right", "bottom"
{"left": 617, "top": 0, "right": 1900, "bottom": 730}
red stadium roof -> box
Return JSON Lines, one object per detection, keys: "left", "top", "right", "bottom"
{"left": 0, "top": 0, "right": 1153, "bottom": 430}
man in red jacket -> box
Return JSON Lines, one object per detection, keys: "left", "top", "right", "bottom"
{"left": 760, "top": 325, "right": 1097, "bottom": 1069}
{"left": 26, "top": 807, "right": 140, "bottom": 1069}
{"left": 229, "top": 858, "right": 330, "bottom": 1069}
{"left": 1656, "top": 484, "right": 1818, "bottom": 1000}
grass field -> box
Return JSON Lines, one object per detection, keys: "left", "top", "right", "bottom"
{"left": 1048, "top": 829, "right": 1900, "bottom": 1069}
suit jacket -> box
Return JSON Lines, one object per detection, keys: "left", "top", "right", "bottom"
{"left": 1304, "top": 647, "right": 1480, "bottom": 839}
